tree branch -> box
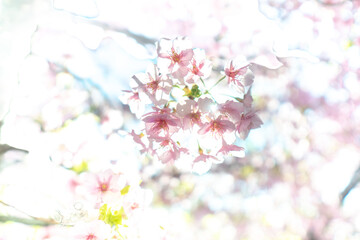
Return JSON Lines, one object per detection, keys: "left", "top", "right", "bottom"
{"left": 0, "top": 215, "right": 53, "bottom": 226}
{"left": 0, "top": 200, "right": 58, "bottom": 226}
{"left": 79, "top": 19, "right": 156, "bottom": 46}
{"left": 340, "top": 166, "right": 360, "bottom": 204}
{"left": 0, "top": 144, "right": 28, "bottom": 155}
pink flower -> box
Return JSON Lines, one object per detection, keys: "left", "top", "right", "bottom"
{"left": 122, "top": 187, "right": 153, "bottom": 216}
{"left": 142, "top": 107, "right": 181, "bottom": 139}
{"left": 185, "top": 49, "right": 212, "bottom": 84}
{"left": 80, "top": 170, "right": 124, "bottom": 205}
{"left": 36, "top": 225, "right": 72, "bottom": 239}
{"left": 176, "top": 100, "right": 205, "bottom": 130}
{"left": 219, "top": 100, "right": 244, "bottom": 121}
{"left": 198, "top": 116, "right": 235, "bottom": 139}
{"left": 153, "top": 137, "right": 188, "bottom": 164}
{"left": 217, "top": 138, "right": 244, "bottom": 157}
{"left": 72, "top": 220, "right": 110, "bottom": 240}
{"left": 131, "top": 64, "right": 172, "bottom": 106}
{"left": 236, "top": 110, "right": 263, "bottom": 139}
{"left": 225, "top": 60, "right": 250, "bottom": 92}
{"left": 122, "top": 38, "right": 262, "bottom": 169}
{"left": 243, "top": 87, "right": 253, "bottom": 108}
{"left": 118, "top": 90, "right": 147, "bottom": 118}
{"left": 194, "top": 153, "right": 219, "bottom": 163}
{"left": 157, "top": 37, "right": 194, "bottom": 78}
{"left": 129, "top": 130, "right": 149, "bottom": 154}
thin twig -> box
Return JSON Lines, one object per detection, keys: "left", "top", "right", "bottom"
{"left": 340, "top": 166, "right": 360, "bottom": 204}
{"left": 208, "top": 75, "right": 226, "bottom": 91}
{"left": 0, "top": 144, "right": 28, "bottom": 155}
{"left": 0, "top": 200, "right": 58, "bottom": 226}
{"left": 78, "top": 19, "right": 156, "bottom": 46}
{"left": 0, "top": 215, "right": 53, "bottom": 226}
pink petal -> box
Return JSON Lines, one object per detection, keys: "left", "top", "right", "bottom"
{"left": 198, "top": 123, "right": 211, "bottom": 135}
{"left": 179, "top": 49, "right": 194, "bottom": 65}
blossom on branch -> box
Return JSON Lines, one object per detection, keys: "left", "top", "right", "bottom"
{"left": 131, "top": 64, "right": 173, "bottom": 106}
{"left": 157, "top": 37, "right": 194, "bottom": 79}
{"left": 224, "top": 59, "right": 251, "bottom": 92}
{"left": 123, "top": 37, "right": 262, "bottom": 174}
{"left": 142, "top": 107, "right": 181, "bottom": 139}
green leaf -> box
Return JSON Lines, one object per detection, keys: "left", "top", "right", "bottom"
{"left": 183, "top": 84, "right": 202, "bottom": 99}
{"left": 190, "top": 85, "right": 202, "bottom": 98}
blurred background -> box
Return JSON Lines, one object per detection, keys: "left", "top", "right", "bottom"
{"left": 0, "top": 0, "right": 360, "bottom": 239}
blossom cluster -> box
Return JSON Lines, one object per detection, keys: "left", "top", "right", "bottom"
{"left": 121, "top": 37, "right": 262, "bottom": 173}
{"left": 41, "top": 169, "right": 163, "bottom": 240}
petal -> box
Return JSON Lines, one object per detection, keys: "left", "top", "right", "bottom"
{"left": 243, "top": 70, "right": 254, "bottom": 86}
{"left": 198, "top": 123, "right": 211, "bottom": 135}
{"left": 142, "top": 114, "right": 161, "bottom": 123}
{"left": 179, "top": 49, "right": 194, "bottom": 64}
{"left": 220, "top": 119, "right": 235, "bottom": 132}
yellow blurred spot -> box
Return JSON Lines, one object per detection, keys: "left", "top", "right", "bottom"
{"left": 241, "top": 165, "right": 254, "bottom": 178}
{"left": 71, "top": 161, "right": 88, "bottom": 174}
{"left": 344, "top": 40, "right": 354, "bottom": 49}
{"left": 120, "top": 185, "right": 130, "bottom": 195}
{"left": 183, "top": 86, "right": 191, "bottom": 96}
{"left": 56, "top": 72, "right": 74, "bottom": 89}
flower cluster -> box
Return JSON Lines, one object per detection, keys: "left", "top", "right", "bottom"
{"left": 49, "top": 169, "right": 162, "bottom": 240}
{"left": 121, "top": 37, "right": 262, "bottom": 173}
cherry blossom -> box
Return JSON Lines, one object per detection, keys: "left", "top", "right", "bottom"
{"left": 194, "top": 152, "right": 219, "bottom": 164}
{"left": 184, "top": 48, "right": 212, "bottom": 84}
{"left": 198, "top": 116, "right": 235, "bottom": 140}
{"left": 217, "top": 138, "right": 245, "bottom": 157}
{"left": 131, "top": 64, "right": 173, "bottom": 106}
{"left": 219, "top": 100, "right": 245, "bottom": 121}
{"left": 79, "top": 169, "right": 125, "bottom": 205}
{"left": 142, "top": 107, "right": 181, "bottom": 139}
{"left": 236, "top": 110, "right": 263, "bottom": 139}
{"left": 224, "top": 59, "right": 251, "bottom": 92}
{"left": 72, "top": 220, "right": 111, "bottom": 240}
{"left": 123, "top": 37, "right": 261, "bottom": 173}
{"left": 157, "top": 37, "right": 194, "bottom": 79}
{"left": 2, "top": 1, "right": 360, "bottom": 239}
{"left": 176, "top": 100, "right": 205, "bottom": 130}
{"left": 129, "top": 130, "right": 148, "bottom": 154}
{"left": 152, "top": 137, "right": 188, "bottom": 164}
{"left": 118, "top": 90, "right": 146, "bottom": 118}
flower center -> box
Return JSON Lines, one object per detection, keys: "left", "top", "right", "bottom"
{"left": 158, "top": 120, "right": 169, "bottom": 130}
{"left": 192, "top": 63, "right": 200, "bottom": 75}
{"left": 191, "top": 112, "right": 201, "bottom": 123}
{"left": 100, "top": 183, "right": 108, "bottom": 192}
{"left": 131, "top": 203, "right": 140, "bottom": 210}
{"left": 227, "top": 69, "right": 240, "bottom": 78}
{"left": 146, "top": 80, "right": 159, "bottom": 93}
{"left": 86, "top": 234, "right": 96, "bottom": 240}
{"left": 160, "top": 139, "right": 170, "bottom": 147}
{"left": 210, "top": 121, "right": 225, "bottom": 137}
{"left": 171, "top": 49, "right": 181, "bottom": 63}
{"left": 211, "top": 121, "right": 218, "bottom": 131}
